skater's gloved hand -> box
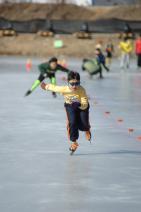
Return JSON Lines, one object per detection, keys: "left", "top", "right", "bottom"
{"left": 40, "top": 82, "right": 47, "bottom": 90}
{"left": 71, "top": 102, "right": 81, "bottom": 109}
{"left": 25, "top": 90, "right": 32, "bottom": 97}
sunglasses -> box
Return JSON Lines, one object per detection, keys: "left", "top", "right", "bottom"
{"left": 69, "top": 81, "right": 80, "bottom": 87}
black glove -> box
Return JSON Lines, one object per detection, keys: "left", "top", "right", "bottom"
{"left": 71, "top": 102, "right": 81, "bottom": 109}
{"left": 25, "top": 90, "right": 32, "bottom": 97}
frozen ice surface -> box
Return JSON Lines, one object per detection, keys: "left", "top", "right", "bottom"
{"left": 0, "top": 56, "right": 141, "bottom": 212}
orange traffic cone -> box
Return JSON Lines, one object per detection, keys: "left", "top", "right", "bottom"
{"left": 26, "top": 59, "right": 32, "bottom": 72}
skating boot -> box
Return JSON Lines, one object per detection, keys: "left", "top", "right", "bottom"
{"left": 69, "top": 141, "right": 79, "bottom": 155}
{"left": 85, "top": 130, "right": 91, "bottom": 143}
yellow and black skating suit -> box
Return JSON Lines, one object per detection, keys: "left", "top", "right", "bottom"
{"left": 45, "top": 84, "right": 89, "bottom": 110}
{"left": 44, "top": 83, "right": 90, "bottom": 142}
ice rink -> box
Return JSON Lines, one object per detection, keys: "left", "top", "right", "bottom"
{"left": 0, "top": 56, "right": 141, "bottom": 212}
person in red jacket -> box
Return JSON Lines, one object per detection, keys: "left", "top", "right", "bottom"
{"left": 135, "top": 33, "right": 141, "bottom": 68}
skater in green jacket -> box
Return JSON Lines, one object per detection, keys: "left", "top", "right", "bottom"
{"left": 25, "top": 57, "right": 70, "bottom": 98}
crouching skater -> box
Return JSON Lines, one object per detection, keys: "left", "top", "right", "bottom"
{"left": 82, "top": 58, "right": 103, "bottom": 79}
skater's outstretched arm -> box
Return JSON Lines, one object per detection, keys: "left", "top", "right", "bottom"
{"left": 57, "top": 64, "right": 70, "bottom": 73}
{"left": 57, "top": 64, "right": 71, "bottom": 81}
{"left": 25, "top": 74, "right": 45, "bottom": 97}
{"left": 40, "top": 82, "right": 67, "bottom": 93}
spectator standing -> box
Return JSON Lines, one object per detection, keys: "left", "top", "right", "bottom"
{"left": 135, "top": 34, "right": 141, "bottom": 68}
{"left": 119, "top": 37, "right": 133, "bottom": 69}
{"left": 105, "top": 40, "right": 114, "bottom": 68}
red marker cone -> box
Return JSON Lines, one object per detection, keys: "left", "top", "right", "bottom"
{"left": 105, "top": 111, "right": 111, "bottom": 115}
{"left": 128, "top": 128, "right": 134, "bottom": 133}
{"left": 62, "top": 59, "right": 67, "bottom": 68}
{"left": 58, "top": 59, "right": 67, "bottom": 68}
{"left": 117, "top": 118, "right": 123, "bottom": 122}
{"left": 137, "top": 136, "right": 141, "bottom": 142}
{"left": 26, "top": 59, "right": 32, "bottom": 72}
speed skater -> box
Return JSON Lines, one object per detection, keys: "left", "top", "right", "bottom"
{"left": 25, "top": 57, "right": 70, "bottom": 98}
{"left": 41, "top": 71, "right": 91, "bottom": 154}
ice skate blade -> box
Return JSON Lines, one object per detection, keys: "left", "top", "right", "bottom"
{"left": 69, "top": 148, "right": 76, "bottom": 155}
{"left": 70, "top": 150, "right": 76, "bottom": 155}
